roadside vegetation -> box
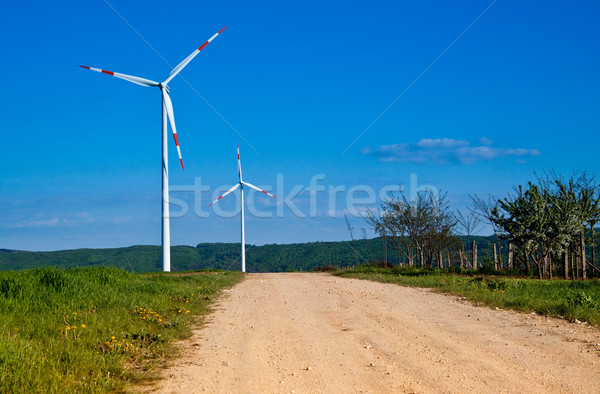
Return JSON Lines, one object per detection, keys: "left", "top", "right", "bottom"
{"left": 354, "top": 170, "right": 600, "bottom": 279}
{"left": 336, "top": 170, "right": 600, "bottom": 325}
{"left": 337, "top": 265, "right": 600, "bottom": 325}
{"left": 0, "top": 266, "right": 243, "bottom": 393}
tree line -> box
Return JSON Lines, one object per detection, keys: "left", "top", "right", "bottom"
{"left": 364, "top": 171, "right": 600, "bottom": 279}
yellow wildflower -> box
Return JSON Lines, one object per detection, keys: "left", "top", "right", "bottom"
{"left": 81, "top": 324, "right": 86, "bottom": 328}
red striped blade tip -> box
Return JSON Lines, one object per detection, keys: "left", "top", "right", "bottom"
{"left": 218, "top": 26, "right": 227, "bottom": 34}
{"left": 209, "top": 196, "right": 223, "bottom": 207}
{"left": 79, "top": 65, "right": 90, "bottom": 69}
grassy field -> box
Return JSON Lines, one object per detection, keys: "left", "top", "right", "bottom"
{"left": 337, "top": 266, "right": 600, "bottom": 325}
{"left": 0, "top": 266, "right": 243, "bottom": 393}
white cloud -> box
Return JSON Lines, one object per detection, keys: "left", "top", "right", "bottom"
{"left": 15, "top": 218, "right": 59, "bottom": 228}
{"left": 13, "top": 212, "right": 95, "bottom": 229}
{"left": 416, "top": 138, "right": 469, "bottom": 149}
{"left": 363, "top": 138, "right": 541, "bottom": 165}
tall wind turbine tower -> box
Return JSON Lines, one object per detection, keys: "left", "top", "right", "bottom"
{"left": 81, "top": 27, "right": 227, "bottom": 271}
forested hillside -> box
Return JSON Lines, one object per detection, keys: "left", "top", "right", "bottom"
{"left": 0, "top": 236, "right": 505, "bottom": 273}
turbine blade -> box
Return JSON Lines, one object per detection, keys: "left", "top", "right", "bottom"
{"left": 163, "top": 90, "right": 184, "bottom": 170}
{"left": 163, "top": 26, "right": 227, "bottom": 84}
{"left": 209, "top": 183, "right": 240, "bottom": 206}
{"left": 242, "top": 181, "right": 277, "bottom": 199}
{"left": 79, "top": 66, "right": 159, "bottom": 87}
{"left": 237, "top": 144, "right": 242, "bottom": 182}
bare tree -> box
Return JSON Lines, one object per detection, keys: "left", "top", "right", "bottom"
{"left": 365, "top": 208, "right": 389, "bottom": 265}
{"left": 455, "top": 209, "right": 484, "bottom": 269}
{"left": 471, "top": 194, "right": 502, "bottom": 269}
{"left": 365, "top": 207, "right": 404, "bottom": 266}
{"left": 422, "top": 192, "right": 457, "bottom": 269}
{"left": 367, "top": 190, "right": 459, "bottom": 270}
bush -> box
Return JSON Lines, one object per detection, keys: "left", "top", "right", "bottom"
{"left": 313, "top": 265, "right": 338, "bottom": 272}
{"left": 567, "top": 291, "right": 596, "bottom": 307}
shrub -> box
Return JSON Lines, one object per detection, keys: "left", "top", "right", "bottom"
{"left": 313, "top": 265, "right": 338, "bottom": 272}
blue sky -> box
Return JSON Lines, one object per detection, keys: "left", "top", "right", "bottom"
{"left": 1, "top": 0, "right": 599, "bottom": 251}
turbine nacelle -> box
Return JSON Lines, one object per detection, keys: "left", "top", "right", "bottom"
{"left": 159, "top": 83, "right": 170, "bottom": 93}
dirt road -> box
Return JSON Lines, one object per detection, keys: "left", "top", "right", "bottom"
{"left": 152, "top": 273, "right": 600, "bottom": 393}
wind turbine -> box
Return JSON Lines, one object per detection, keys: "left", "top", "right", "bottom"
{"left": 209, "top": 145, "right": 277, "bottom": 272}
{"left": 80, "top": 27, "right": 227, "bottom": 272}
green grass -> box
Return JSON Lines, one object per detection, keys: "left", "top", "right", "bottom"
{"left": 0, "top": 267, "right": 243, "bottom": 393}
{"left": 337, "top": 266, "right": 600, "bottom": 325}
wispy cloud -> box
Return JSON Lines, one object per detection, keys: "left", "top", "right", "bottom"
{"left": 479, "top": 137, "right": 493, "bottom": 146}
{"left": 15, "top": 218, "right": 60, "bottom": 228}
{"left": 13, "top": 213, "right": 95, "bottom": 229}
{"left": 362, "top": 138, "right": 541, "bottom": 164}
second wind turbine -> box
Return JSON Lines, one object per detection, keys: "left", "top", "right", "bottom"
{"left": 209, "top": 145, "right": 277, "bottom": 272}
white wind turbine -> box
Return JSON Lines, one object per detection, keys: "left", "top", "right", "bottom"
{"left": 80, "top": 27, "right": 227, "bottom": 272}
{"left": 209, "top": 145, "right": 277, "bottom": 272}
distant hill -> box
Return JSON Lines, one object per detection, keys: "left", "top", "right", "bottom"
{"left": 0, "top": 236, "right": 505, "bottom": 273}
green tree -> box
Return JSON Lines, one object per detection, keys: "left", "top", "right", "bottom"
{"left": 492, "top": 175, "right": 599, "bottom": 280}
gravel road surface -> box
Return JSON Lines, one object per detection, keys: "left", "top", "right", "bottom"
{"left": 152, "top": 273, "right": 600, "bottom": 393}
